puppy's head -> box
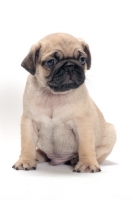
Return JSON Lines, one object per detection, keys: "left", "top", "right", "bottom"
{"left": 21, "top": 33, "right": 91, "bottom": 93}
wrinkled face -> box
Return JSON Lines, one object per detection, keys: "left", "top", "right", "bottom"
{"left": 21, "top": 33, "right": 91, "bottom": 93}
{"left": 40, "top": 50, "right": 87, "bottom": 92}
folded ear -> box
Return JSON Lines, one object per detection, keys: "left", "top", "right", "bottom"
{"left": 21, "top": 43, "right": 41, "bottom": 75}
{"left": 78, "top": 38, "right": 91, "bottom": 70}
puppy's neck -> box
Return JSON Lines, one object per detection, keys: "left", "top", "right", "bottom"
{"left": 28, "top": 75, "right": 88, "bottom": 108}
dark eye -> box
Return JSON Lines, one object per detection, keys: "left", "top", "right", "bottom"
{"left": 42, "top": 59, "right": 56, "bottom": 68}
{"left": 79, "top": 57, "right": 86, "bottom": 65}
{"left": 47, "top": 59, "right": 55, "bottom": 67}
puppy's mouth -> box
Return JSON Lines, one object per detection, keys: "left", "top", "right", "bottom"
{"left": 47, "top": 60, "right": 85, "bottom": 92}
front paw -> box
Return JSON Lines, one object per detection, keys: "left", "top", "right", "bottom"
{"left": 12, "top": 158, "right": 38, "bottom": 170}
{"left": 73, "top": 159, "right": 101, "bottom": 173}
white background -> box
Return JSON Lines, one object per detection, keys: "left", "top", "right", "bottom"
{"left": 0, "top": 0, "right": 133, "bottom": 199}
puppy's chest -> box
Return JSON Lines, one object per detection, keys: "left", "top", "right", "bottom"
{"left": 37, "top": 117, "right": 78, "bottom": 158}
{"left": 30, "top": 93, "right": 78, "bottom": 158}
{"left": 30, "top": 92, "right": 71, "bottom": 120}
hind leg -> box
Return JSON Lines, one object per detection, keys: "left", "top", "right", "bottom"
{"left": 96, "top": 123, "right": 116, "bottom": 164}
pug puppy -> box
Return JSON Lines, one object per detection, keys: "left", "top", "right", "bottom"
{"left": 12, "top": 33, "right": 116, "bottom": 173}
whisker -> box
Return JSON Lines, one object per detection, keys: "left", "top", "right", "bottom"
{"left": 85, "top": 76, "right": 92, "bottom": 88}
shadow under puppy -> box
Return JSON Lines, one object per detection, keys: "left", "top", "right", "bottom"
{"left": 12, "top": 33, "right": 116, "bottom": 173}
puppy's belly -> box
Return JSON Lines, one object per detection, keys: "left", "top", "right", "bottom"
{"left": 37, "top": 119, "right": 78, "bottom": 165}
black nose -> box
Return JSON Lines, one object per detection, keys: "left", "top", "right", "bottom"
{"left": 64, "top": 65, "right": 75, "bottom": 72}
